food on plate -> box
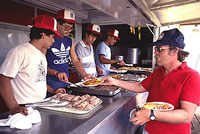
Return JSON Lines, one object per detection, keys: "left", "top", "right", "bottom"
{"left": 143, "top": 102, "right": 174, "bottom": 110}
{"left": 49, "top": 93, "right": 102, "bottom": 111}
{"left": 89, "top": 98, "right": 101, "bottom": 105}
{"left": 60, "top": 94, "right": 75, "bottom": 101}
{"left": 95, "top": 85, "right": 119, "bottom": 91}
{"left": 72, "top": 99, "right": 85, "bottom": 107}
{"left": 119, "top": 67, "right": 142, "bottom": 70}
{"left": 81, "top": 94, "right": 90, "bottom": 100}
{"left": 112, "top": 75, "right": 123, "bottom": 79}
{"left": 82, "top": 79, "right": 103, "bottom": 86}
{"left": 76, "top": 101, "right": 89, "bottom": 110}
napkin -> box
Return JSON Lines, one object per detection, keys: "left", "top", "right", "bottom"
{"left": 0, "top": 107, "right": 41, "bottom": 129}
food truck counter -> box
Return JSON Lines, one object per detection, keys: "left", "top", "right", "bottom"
{"left": 0, "top": 91, "right": 140, "bottom": 134}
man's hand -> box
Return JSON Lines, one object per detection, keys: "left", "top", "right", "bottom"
{"left": 56, "top": 72, "right": 69, "bottom": 82}
{"left": 96, "top": 66, "right": 103, "bottom": 75}
{"left": 101, "top": 77, "right": 116, "bottom": 86}
{"left": 83, "top": 74, "right": 96, "bottom": 80}
{"left": 118, "top": 60, "right": 125, "bottom": 66}
{"left": 55, "top": 88, "right": 66, "bottom": 94}
{"left": 129, "top": 108, "right": 151, "bottom": 126}
{"left": 10, "top": 106, "right": 28, "bottom": 115}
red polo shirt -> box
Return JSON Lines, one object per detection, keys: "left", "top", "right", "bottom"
{"left": 141, "top": 62, "right": 200, "bottom": 134}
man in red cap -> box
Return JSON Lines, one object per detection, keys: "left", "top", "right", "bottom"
{"left": 95, "top": 28, "right": 125, "bottom": 76}
{"left": 75, "top": 24, "right": 103, "bottom": 77}
{"left": 0, "top": 15, "right": 65, "bottom": 115}
{"left": 45, "top": 9, "right": 95, "bottom": 96}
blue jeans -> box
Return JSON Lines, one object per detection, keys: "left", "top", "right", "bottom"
{"left": 46, "top": 77, "right": 69, "bottom": 97}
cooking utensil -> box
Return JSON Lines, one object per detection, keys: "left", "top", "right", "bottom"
{"left": 25, "top": 99, "right": 68, "bottom": 107}
{"left": 65, "top": 81, "right": 82, "bottom": 87}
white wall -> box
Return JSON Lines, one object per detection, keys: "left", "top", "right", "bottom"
{"left": 0, "top": 22, "right": 30, "bottom": 65}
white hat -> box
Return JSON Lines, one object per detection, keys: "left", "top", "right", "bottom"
{"left": 107, "top": 29, "right": 120, "bottom": 40}
{"left": 87, "top": 24, "right": 101, "bottom": 36}
{"left": 56, "top": 9, "right": 78, "bottom": 23}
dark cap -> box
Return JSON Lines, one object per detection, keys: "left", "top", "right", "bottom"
{"left": 151, "top": 28, "right": 185, "bottom": 49}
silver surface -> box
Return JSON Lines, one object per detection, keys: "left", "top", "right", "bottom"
{"left": 0, "top": 92, "right": 138, "bottom": 134}
{"left": 126, "top": 48, "right": 141, "bottom": 64}
{"left": 67, "top": 86, "right": 121, "bottom": 96}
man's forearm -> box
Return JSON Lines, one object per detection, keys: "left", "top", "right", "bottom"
{"left": 73, "top": 61, "right": 87, "bottom": 77}
{"left": 47, "top": 67, "right": 58, "bottom": 76}
{"left": 47, "top": 84, "right": 55, "bottom": 95}
{"left": 0, "top": 75, "right": 19, "bottom": 110}
{"left": 113, "top": 79, "right": 146, "bottom": 93}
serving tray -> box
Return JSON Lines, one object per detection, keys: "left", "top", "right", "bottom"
{"left": 39, "top": 100, "right": 102, "bottom": 114}
{"left": 67, "top": 85, "right": 120, "bottom": 96}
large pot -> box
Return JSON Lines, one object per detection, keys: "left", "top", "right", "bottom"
{"left": 126, "top": 48, "right": 141, "bottom": 64}
{"left": 115, "top": 55, "right": 124, "bottom": 61}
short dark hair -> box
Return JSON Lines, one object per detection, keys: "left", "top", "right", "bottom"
{"left": 29, "top": 27, "right": 55, "bottom": 40}
{"left": 169, "top": 46, "right": 189, "bottom": 62}
{"left": 83, "top": 30, "right": 99, "bottom": 38}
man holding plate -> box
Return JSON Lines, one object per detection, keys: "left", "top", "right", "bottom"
{"left": 102, "top": 28, "right": 200, "bottom": 134}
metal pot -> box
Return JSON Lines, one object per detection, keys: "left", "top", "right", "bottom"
{"left": 115, "top": 55, "right": 124, "bottom": 61}
{"left": 126, "top": 48, "right": 141, "bottom": 64}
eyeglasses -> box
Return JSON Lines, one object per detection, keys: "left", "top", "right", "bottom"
{"left": 61, "top": 24, "right": 74, "bottom": 31}
{"left": 154, "top": 46, "right": 169, "bottom": 52}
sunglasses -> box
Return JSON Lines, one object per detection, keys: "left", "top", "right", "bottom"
{"left": 61, "top": 24, "right": 74, "bottom": 31}
{"left": 154, "top": 46, "right": 169, "bottom": 52}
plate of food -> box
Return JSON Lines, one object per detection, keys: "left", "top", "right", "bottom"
{"left": 112, "top": 75, "right": 123, "bottom": 79}
{"left": 82, "top": 79, "right": 104, "bottom": 87}
{"left": 143, "top": 102, "right": 174, "bottom": 111}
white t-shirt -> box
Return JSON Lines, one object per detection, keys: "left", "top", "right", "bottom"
{"left": 0, "top": 43, "right": 47, "bottom": 104}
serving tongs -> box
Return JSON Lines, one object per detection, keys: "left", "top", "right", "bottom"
{"left": 65, "top": 81, "right": 82, "bottom": 87}
{"left": 25, "top": 98, "right": 68, "bottom": 107}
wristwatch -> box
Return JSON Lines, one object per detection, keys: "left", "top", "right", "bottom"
{"left": 149, "top": 109, "right": 156, "bottom": 120}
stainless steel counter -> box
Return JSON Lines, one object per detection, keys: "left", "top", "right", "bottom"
{"left": 0, "top": 91, "right": 139, "bottom": 134}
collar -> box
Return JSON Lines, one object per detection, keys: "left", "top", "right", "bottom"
{"left": 160, "top": 62, "right": 187, "bottom": 72}
{"left": 179, "top": 62, "right": 187, "bottom": 69}
{"left": 80, "top": 40, "right": 87, "bottom": 48}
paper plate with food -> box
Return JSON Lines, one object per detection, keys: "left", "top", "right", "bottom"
{"left": 82, "top": 79, "right": 104, "bottom": 87}
{"left": 143, "top": 102, "right": 174, "bottom": 111}
{"left": 112, "top": 75, "right": 123, "bottom": 79}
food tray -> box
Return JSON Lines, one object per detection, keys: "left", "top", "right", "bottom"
{"left": 67, "top": 85, "right": 120, "bottom": 96}
{"left": 39, "top": 100, "right": 102, "bottom": 114}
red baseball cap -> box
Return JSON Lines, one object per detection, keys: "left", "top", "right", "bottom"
{"left": 33, "top": 15, "right": 62, "bottom": 38}
{"left": 107, "top": 29, "right": 120, "bottom": 40}
{"left": 56, "top": 9, "right": 78, "bottom": 24}
{"left": 86, "top": 24, "right": 101, "bottom": 36}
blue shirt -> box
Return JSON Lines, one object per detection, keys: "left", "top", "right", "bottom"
{"left": 95, "top": 42, "right": 111, "bottom": 75}
{"left": 46, "top": 36, "right": 72, "bottom": 81}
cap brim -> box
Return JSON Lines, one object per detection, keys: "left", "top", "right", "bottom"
{"left": 114, "top": 35, "right": 120, "bottom": 40}
{"left": 63, "top": 18, "right": 78, "bottom": 24}
{"left": 149, "top": 41, "right": 166, "bottom": 46}
{"left": 52, "top": 30, "right": 62, "bottom": 38}
{"left": 108, "top": 33, "right": 120, "bottom": 40}
{"left": 90, "top": 30, "right": 102, "bottom": 36}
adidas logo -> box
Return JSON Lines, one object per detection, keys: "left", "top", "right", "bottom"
{"left": 51, "top": 43, "right": 70, "bottom": 64}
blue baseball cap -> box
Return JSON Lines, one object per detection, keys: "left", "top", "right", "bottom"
{"left": 150, "top": 28, "right": 185, "bottom": 49}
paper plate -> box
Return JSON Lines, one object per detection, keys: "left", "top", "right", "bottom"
{"left": 143, "top": 102, "right": 174, "bottom": 111}
{"left": 81, "top": 79, "right": 104, "bottom": 87}
{"left": 129, "top": 108, "right": 136, "bottom": 118}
